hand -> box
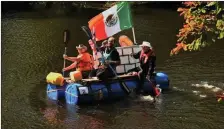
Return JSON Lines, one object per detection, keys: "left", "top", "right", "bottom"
{"left": 98, "top": 65, "right": 106, "bottom": 69}
{"left": 105, "top": 60, "right": 110, "bottom": 65}
{"left": 146, "top": 75, "right": 152, "bottom": 80}
{"left": 63, "top": 54, "right": 68, "bottom": 59}
{"left": 132, "top": 72, "right": 138, "bottom": 75}
{"left": 62, "top": 68, "right": 66, "bottom": 72}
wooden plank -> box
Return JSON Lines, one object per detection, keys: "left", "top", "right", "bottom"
{"left": 65, "top": 74, "right": 136, "bottom": 83}
{"left": 64, "top": 77, "right": 70, "bottom": 80}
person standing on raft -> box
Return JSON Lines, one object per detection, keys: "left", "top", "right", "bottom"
{"left": 63, "top": 44, "right": 94, "bottom": 79}
{"left": 130, "top": 41, "right": 157, "bottom": 95}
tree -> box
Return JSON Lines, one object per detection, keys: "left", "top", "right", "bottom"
{"left": 170, "top": 2, "right": 224, "bottom": 56}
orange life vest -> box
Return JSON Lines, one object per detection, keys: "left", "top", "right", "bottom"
{"left": 119, "top": 35, "right": 133, "bottom": 47}
{"left": 76, "top": 52, "right": 94, "bottom": 71}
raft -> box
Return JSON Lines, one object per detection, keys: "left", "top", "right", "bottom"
{"left": 47, "top": 72, "right": 169, "bottom": 104}
{"left": 46, "top": 45, "right": 170, "bottom": 104}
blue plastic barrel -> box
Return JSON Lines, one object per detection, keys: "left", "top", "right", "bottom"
{"left": 155, "top": 72, "right": 169, "bottom": 89}
{"left": 65, "top": 83, "right": 80, "bottom": 105}
{"left": 46, "top": 83, "right": 66, "bottom": 100}
{"left": 90, "top": 83, "right": 109, "bottom": 100}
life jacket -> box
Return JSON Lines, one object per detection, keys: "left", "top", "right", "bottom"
{"left": 139, "top": 49, "right": 154, "bottom": 64}
{"left": 76, "top": 52, "right": 94, "bottom": 71}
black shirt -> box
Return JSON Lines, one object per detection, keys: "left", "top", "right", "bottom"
{"left": 133, "top": 50, "right": 156, "bottom": 76}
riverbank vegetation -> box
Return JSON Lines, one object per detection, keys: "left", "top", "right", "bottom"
{"left": 2, "top": 1, "right": 181, "bottom": 14}
{"left": 2, "top": 1, "right": 223, "bottom": 56}
{"left": 170, "top": 1, "right": 224, "bottom": 56}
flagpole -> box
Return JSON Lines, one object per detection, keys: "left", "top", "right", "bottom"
{"left": 132, "top": 27, "right": 137, "bottom": 44}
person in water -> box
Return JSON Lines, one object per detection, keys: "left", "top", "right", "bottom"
{"left": 63, "top": 44, "right": 94, "bottom": 79}
{"left": 130, "top": 41, "right": 157, "bottom": 95}
{"left": 90, "top": 37, "right": 121, "bottom": 80}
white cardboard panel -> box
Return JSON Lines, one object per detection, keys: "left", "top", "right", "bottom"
{"left": 116, "top": 65, "right": 125, "bottom": 73}
{"left": 117, "top": 48, "right": 123, "bottom": 55}
{"left": 136, "top": 63, "right": 140, "bottom": 67}
{"left": 123, "top": 47, "right": 133, "bottom": 55}
{"left": 120, "top": 56, "right": 129, "bottom": 64}
{"left": 133, "top": 47, "right": 141, "bottom": 53}
{"left": 129, "top": 56, "right": 139, "bottom": 63}
{"left": 125, "top": 64, "right": 136, "bottom": 72}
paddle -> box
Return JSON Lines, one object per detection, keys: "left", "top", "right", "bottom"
{"left": 145, "top": 77, "right": 161, "bottom": 97}
{"left": 62, "top": 30, "right": 70, "bottom": 76}
{"left": 81, "top": 26, "right": 131, "bottom": 95}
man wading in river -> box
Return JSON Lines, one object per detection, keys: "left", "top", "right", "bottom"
{"left": 130, "top": 41, "right": 158, "bottom": 98}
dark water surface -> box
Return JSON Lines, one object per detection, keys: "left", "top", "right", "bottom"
{"left": 2, "top": 7, "right": 224, "bottom": 129}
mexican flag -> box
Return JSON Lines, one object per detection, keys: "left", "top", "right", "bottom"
{"left": 88, "top": 2, "right": 133, "bottom": 41}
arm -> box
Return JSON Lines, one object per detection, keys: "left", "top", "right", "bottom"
{"left": 63, "top": 62, "right": 76, "bottom": 71}
{"left": 108, "top": 50, "right": 121, "bottom": 65}
{"left": 147, "top": 55, "right": 156, "bottom": 78}
{"left": 65, "top": 56, "right": 78, "bottom": 62}
{"left": 64, "top": 55, "right": 82, "bottom": 62}
{"left": 63, "top": 54, "right": 77, "bottom": 62}
{"left": 132, "top": 51, "right": 141, "bottom": 59}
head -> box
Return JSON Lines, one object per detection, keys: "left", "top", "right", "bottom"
{"left": 101, "top": 40, "right": 108, "bottom": 47}
{"left": 107, "top": 37, "right": 115, "bottom": 48}
{"left": 76, "top": 44, "right": 87, "bottom": 54}
{"left": 140, "top": 41, "right": 152, "bottom": 53}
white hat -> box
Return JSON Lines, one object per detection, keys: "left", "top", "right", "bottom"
{"left": 139, "top": 41, "right": 152, "bottom": 48}
{"left": 76, "top": 44, "right": 87, "bottom": 51}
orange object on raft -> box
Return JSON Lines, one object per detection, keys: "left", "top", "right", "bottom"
{"left": 119, "top": 35, "right": 134, "bottom": 47}
{"left": 70, "top": 71, "right": 83, "bottom": 82}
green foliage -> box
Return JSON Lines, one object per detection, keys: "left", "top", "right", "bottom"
{"left": 171, "top": 2, "right": 224, "bottom": 56}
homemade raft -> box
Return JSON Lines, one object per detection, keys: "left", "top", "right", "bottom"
{"left": 46, "top": 45, "right": 170, "bottom": 104}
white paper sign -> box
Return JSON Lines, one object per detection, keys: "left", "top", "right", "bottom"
{"left": 78, "top": 87, "right": 89, "bottom": 95}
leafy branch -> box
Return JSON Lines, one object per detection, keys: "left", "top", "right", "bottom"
{"left": 170, "top": 1, "right": 224, "bottom": 56}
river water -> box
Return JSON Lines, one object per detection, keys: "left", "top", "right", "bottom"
{"left": 2, "top": 6, "right": 224, "bottom": 129}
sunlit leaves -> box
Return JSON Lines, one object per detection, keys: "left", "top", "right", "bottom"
{"left": 184, "top": 2, "right": 199, "bottom": 7}
{"left": 207, "top": 2, "right": 216, "bottom": 7}
{"left": 217, "top": 8, "right": 222, "bottom": 14}
{"left": 171, "top": 1, "right": 224, "bottom": 56}
{"left": 170, "top": 43, "right": 187, "bottom": 56}
{"left": 218, "top": 32, "right": 224, "bottom": 39}
{"left": 216, "top": 20, "right": 224, "bottom": 31}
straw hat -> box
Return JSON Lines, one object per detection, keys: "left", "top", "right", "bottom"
{"left": 139, "top": 41, "right": 152, "bottom": 48}
{"left": 76, "top": 44, "right": 87, "bottom": 51}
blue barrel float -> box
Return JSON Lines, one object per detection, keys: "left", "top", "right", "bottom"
{"left": 63, "top": 72, "right": 169, "bottom": 105}
{"left": 46, "top": 83, "right": 67, "bottom": 101}
{"left": 46, "top": 72, "right": 169, "bottom": 104}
